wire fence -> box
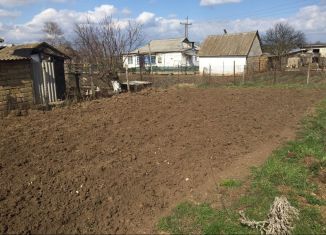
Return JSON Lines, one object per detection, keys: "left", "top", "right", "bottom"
{"left": 2, "top": 61, "right": 326, "bottom": 118}
{"left": 128, "top": 66, "right": 199, "bottom": 75}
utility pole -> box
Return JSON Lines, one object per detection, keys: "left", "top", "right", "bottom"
{"left": 180, "top": 16, "right": 192, "bottom": 38}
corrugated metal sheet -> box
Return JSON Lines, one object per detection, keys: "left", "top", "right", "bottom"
{"left": 131, "top": 38, "right": 192, "bottom": 54}
{"left": 199, "top": 31, "right": 259, "bottom": 57}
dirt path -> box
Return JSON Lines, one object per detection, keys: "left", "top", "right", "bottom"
{"left": 0, "top": 88, "right": 324, "bottom": 234}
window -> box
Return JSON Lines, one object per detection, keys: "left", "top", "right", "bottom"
{"left": 136, "top": 56, "right": 139, "bottom": 65}
{"left": 144, "top": 55, "right": 156, "bottom": 64}
{"left": 150, "top": 55, "right": 156, "bottom": 64}
{"left": 158, "top": 56, "right": 162, "bottom": 64}
{"left": 128, "top": 56, "right": 133, "bottom": 64}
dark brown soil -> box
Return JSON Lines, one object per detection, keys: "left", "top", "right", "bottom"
{"left": 0, "top": 87, "right": 324, "bottom": 234}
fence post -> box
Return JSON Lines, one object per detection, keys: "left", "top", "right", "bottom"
{"left": 126, "top": 65, "right": 130, "bottom": 92}
{"left": 90, "top": 65, "right": 95, "bottom": 98}
{"left": 233, "top": 61, "right": 236, "bottom": 84}
{"left": 242, "top": 65, "right": 246, "bottom": 85}
{"left": 307, "top": 62, "right": 311, "bottom": 85}
{"left": 75, "top": 71, "right": 81, "bottom": 100}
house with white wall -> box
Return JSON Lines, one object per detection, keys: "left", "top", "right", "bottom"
{"left": 199, "top": 31, "right": 262, "bottom": 75}
{"left": 123, "top": 38, "right": 198, "bottom": 70}
{"left": 301, "top": 44, "right": 326, "bottom": 65}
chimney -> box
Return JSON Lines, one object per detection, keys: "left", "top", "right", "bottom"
{"left": 224, "top": 29, "right": 227, "bottom": 35}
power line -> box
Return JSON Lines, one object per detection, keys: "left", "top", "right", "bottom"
{"left": 231, "top": 0, "right": 313, "bottom": 19}
{"left": 203, "top": 0, "right": 314, "bottom": 22}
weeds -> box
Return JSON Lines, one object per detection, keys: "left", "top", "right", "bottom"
{"left": 158, "top": 100, "right": 326, "bottom": 234}
{"left": 220, "top": 179, "right": 243, "bottom": 188}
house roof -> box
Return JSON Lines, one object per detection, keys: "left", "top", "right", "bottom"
{"left": 130, "top": 37, "right": 194, "bottom": 54}
{"left": 198, "top": 31, "right": 260, "bottom": 57}
{"left": 302, "top": 44, "right": 326, "bottom": 49}
{"left": 0, "top": 42, "right": 70, "bottom": 61}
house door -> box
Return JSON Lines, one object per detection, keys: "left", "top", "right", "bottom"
{"left": 32, "top": 60, "right": 58, "bottom": 104}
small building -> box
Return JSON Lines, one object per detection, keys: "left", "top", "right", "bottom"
{"left": 123, "top": 37, "right": 199, "bottom": 71}
{"left": 198, "top": 31, "right": 263, "bottom": 75}
{"left": 301, "top": 44, "right": 326, "bottom": 68}
{"left": 0, "top": 42, "right": 69, "bottom": 116}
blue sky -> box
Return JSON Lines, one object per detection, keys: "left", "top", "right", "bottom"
{"left": 0, "top": 0, "right": 325, "bottom": 44}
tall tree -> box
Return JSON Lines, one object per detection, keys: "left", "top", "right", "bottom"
{"left": 262, "top": 23, "right": 306, "bottom": 57}
{"left": 74, "top": 16, "right": 143, "bottom": 78}
{"left": 42, "top": 21, "right": 66, "bottom": 47}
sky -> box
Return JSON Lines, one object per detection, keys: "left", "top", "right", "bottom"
{"left": 0, "top": 0, "right": 325, "bottom": 45}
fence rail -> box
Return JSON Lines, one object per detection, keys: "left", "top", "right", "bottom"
{"left": 128, "top": 66, "right": 199, "bottom": 74}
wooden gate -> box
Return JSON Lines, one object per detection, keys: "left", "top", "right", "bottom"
{"left": 32, "top": 60, "right": 58, "bottom": 104}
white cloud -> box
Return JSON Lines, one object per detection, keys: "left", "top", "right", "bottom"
{"left": 0, "top": 9, "right": 20, "bottom": 17}
{"left": 200, "top": 0, "right": 241, "bottom": 6}
{"left": 0, "top": 4, "right": 118, "bottom": 43}
{"left": 1, "top": 3, "right": 325, "bottom": 44}
{"left": 0, "top": 0, "right": 36, "bottom": 7}
{"left": 138, "top": 4, "right": 326, "bottom": 43}
{"left": 0, "top": 0, "right": 72, "bottom": 7}
{"left": 122, "top": 8, "right": 131, "bottom": 16}
{"left": 136, "top": 11, "right": 155, "bottom": 24}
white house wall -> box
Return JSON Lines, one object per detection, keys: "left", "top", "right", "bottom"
{"left": 123, "top": 52, "right": 196, "bottom": 68}
{"left": 305, "top": 48, "right": 326, "bottom": 58}
{"left": 159, "top": 52, "right": 183, "bottom": 67}
{"left": 321, "top": 48, "right": 326, "bottom": 57}
{"left": 199, "top": 57, "right": 246, "bottom": 75}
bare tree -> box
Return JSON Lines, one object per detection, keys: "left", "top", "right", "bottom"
{"left": 74, "top": 16, "right": 143, "bottom": 79}
{"left": 262, "top": 23, "right": 306, "bottom": 57}
{"left": 42, "top": 21, "right": 66, "bottom": 47}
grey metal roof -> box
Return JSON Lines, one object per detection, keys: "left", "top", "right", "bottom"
{"left": 198, "top": 31, "right": 260, "bottom": 57}
{"left": 130, "top": 38, "right": 194, "bottom": 54}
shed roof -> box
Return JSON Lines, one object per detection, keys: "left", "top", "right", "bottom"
{"left": 198, "top": 31, "right": 260, "bottom": 57}
{"left": 0, "top": 54, "right": 30, "bottom": 61}
{"left": 130, "top": 37, "right": 194, "bottom": 54}
{"left": 0, "top": 42, "right": 70, "bottom": 61}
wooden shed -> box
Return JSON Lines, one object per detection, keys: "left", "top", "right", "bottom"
{"left": 0, "top": 42, "right": 69, "bottom": 106}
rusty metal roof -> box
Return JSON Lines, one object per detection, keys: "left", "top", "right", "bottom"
{"left": 199, "top": 31, "right": 260, "bottom": 57}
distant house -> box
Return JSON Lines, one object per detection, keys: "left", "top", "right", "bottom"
{"left": 123, "top": 37, "right": 199, "bottom": 70}
{"left": 198, "top": 31, "right": 262, "bottom": 75}
{"left": 301, "top": 44, "right": 326, "bottom": 64}
{"left": 0, "top": 42, "right": 69, "bottom": 116}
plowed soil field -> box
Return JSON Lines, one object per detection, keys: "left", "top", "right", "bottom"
{"left": 0, "top": 88, "right": 324, "bottom": 234}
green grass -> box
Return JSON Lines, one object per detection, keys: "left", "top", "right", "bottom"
{"left": 220, "top": 179, "right": 243, "bottom": 188}
{"left": 158, "top": 100, "right": 326, "bottom": 235}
